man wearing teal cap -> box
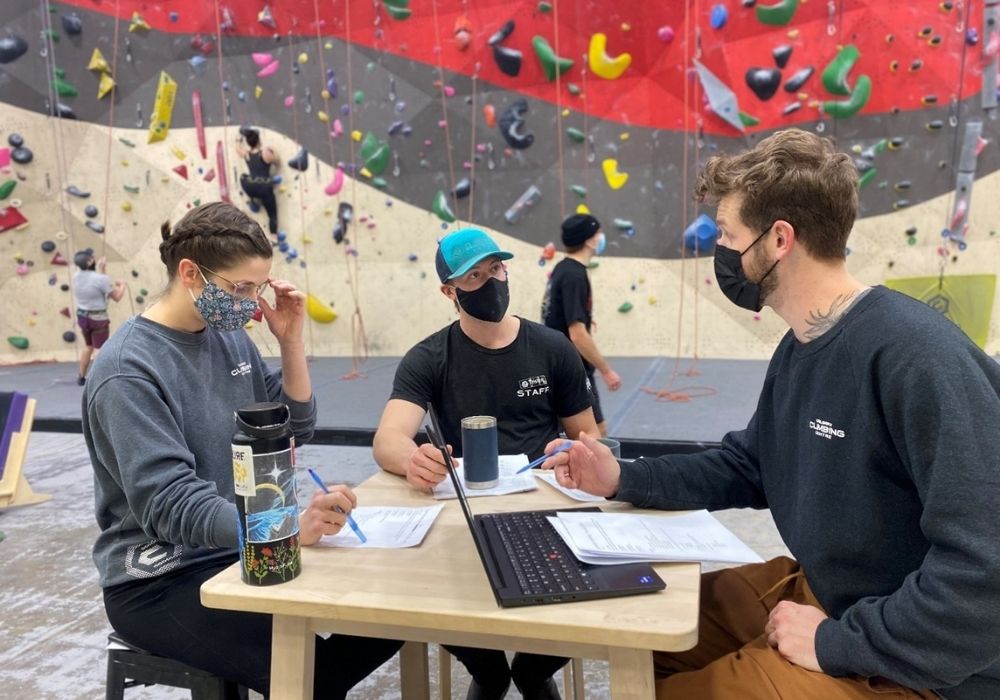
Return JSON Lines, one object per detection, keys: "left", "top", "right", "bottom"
{"left": 374, "top": 227, "right": 598, "bottom": 699}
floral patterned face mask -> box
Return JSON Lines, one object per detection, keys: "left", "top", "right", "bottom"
{"left": 190, "top": 271, "right": 259, "bottom": 331}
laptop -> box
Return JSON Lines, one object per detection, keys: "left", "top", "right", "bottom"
{"left": 425, "top": 403, "right": 666, "bottom": 608}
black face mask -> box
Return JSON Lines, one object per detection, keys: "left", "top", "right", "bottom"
{"left": 714, "top": 225, "right": 779, "bottom": 312}
{"left": 455, "top": 277, "right": 510, "bottom": 323}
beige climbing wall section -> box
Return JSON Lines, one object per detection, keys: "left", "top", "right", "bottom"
{"left": 1, "top": 102, "right": 998, "bottom": 364}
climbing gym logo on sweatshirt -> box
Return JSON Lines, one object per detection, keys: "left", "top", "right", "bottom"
{"left": 809, "top": 418, "right": 845, "bottom": 440}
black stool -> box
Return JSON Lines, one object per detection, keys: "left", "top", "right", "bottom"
{"left": 106, "top": 631, "right": 247, "bottom": 700}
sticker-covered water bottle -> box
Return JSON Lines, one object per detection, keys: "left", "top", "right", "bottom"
{"left": 232, "top": 402, "right": 301, "bottom": 585}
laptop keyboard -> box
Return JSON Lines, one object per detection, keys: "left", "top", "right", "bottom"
{"left": 483, "top": 511, "right": 600, "bottom": 596}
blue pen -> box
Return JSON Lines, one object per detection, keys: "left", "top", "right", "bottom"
{"left": 516, "top": 440, "right": 573, "bottom": 474}
{"left": 306, "top": 468, "right": 367, "bottom": 543}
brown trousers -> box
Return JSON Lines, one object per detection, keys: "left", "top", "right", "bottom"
{"left": 654, "top": 557, "right": 940, "bottom": 699}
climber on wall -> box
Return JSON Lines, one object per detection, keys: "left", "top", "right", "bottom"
{"left": 74, "top": 248, "right": 125, "bottom": 385}
{"left": 235, "top": 125, "right": 280, "bottom": 236}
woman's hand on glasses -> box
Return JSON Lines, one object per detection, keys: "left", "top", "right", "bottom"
{"left": 258, "top": 278, "right": 306, "bottom": 346}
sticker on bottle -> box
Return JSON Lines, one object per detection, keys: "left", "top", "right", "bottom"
{"left": 232, "top": 444, "right": 256, "bottom": 497}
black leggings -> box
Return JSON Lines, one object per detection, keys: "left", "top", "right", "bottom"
{"left": 103, "top": 558, "right": 402, "bottom": 699}
{"left": 240, "top": 176, "right": 278, "bottom": 234}
{"left": 444, "top": 644, "right": 568, "bottom": 690}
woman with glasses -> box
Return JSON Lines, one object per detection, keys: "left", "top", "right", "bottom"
{"left": 82, "top": 202, "right": 401, "bottom": 697}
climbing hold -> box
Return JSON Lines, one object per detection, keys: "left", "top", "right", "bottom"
{"left": 62, "top": 13, "right": 83, "bottom": 35}
{"left": 84, "top": 205, "right": 98, "bottom": 218}
{"left": 62, "top": 330, "right": 76, "bottom": 343}
{"left": 97, "top": 73, "right": 115, "bottom": 99}
{"left": 359, "top": 133, "right": 391, "bottom": 175}
{"left": 51, "top": 102, "right": 76, "bottom": 119}
{"left": 0, "top": 35, "right": 29, "bottom": 64}
{"left": 541, "top": 242, "right": 556, "bottom": 261}
{"left": 7, "top": 337, "right": 29, "bottom": 350}
{"left": 710, "top": 5, "right": 729, "bottom": 30}
{"left": 41, "top": 240, "right": 55, "bottom": 253}
{"left": 503, "top": 185, "right": 542, "bottom": 224}
{"left": 783, "top": 66, "right": 814, "bottom": 92}
{"left": 658, "top": 26, "right": 675, "bottom": 43}
{"left": 53, "top": 73, "right": 79, "bottom": 98}
{"left": 288, "top": 147, "right": 309, "bottom": 171}
{"left": 432, "top": 191, "right": 456, "bottom": 223}
{"left": 589, "top": 33, "right": 631, "bottom": 80}
{"left": 498, "top": 99, "right": 534, "bottom": 150}
{"left": 489, "top": 20, "right": 516, "bottom": 46}
{"left": 566, "top": 127, "right": 585, "bottom": 143}
{"left": 0, "top": 180, "right": 16, "bottom": 200}
{"left": 257, "top": 5, "right": 276, "bottom": 29}
{"left": 87, "top": 48, "right": 110, "bottom": 74}
{"left": 745, "top": 67, "right": 782, "bottom": 100}
{"left": 617, "top": 302, "right": 633, "bottom": 313}
{"left": 782, "top": 101, "right": 801, "bottom": 115}
{"left": 492, "top": 45, "right": 523, "bottom": 77}
{"left": 306, "top": 294, "right": 338, "bottom": 323}
{"left": 147, "top": 71, "right": 178, "bottom": 143}
{"left": 773, "top": 45, "right": 793, "bottom": 69}
{"left": 602, "top": 159, "right": 629, "bottom": 190}
{"left": 532, "top": 36, "right": 574, "bottom": 81}
{"left": 453, "top": 177, "right": 472, "bottom": 199}
{"left": 821, "top": 74, "right": 871, "bottom": 118}
{"left": 822, "top": 45, "right": 860, "bottom": 96}
{"left": 384, "top": 0, "right": 412, "bottom": 20}
{"left": 324, "top": 168, "right": 345, "bottom": 196}
{"left": 8, "top": 134, "right": 23, "bottom": 148}
{"left": 10, "top": 146, "right": 32, "bottom": 165}
{"left": 66, "top": 185, "right": 90, "bottom": 198}
{"left": 454, "top": 16, "right": 473, "bottom": 51}
{"left": 252, "top": 52, "right": 273, "bottom": 67}
{"left": 755, "top": 0, "right": 800, "bottom": 26}
{"left": 256, "top": 60, "right": 280, "bottom": 78}
{"left": 683, "top": 214, "right": 718, "bottom": 252}
{"left": 86, "top": 221, "right": 105, "bottom": 234}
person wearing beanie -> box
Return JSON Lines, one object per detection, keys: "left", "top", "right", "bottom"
{"left": 374, "top": 226, "right": 599, "bottom": 700}
{"left": 72, "top": 248, "right": 125, "bottom": 385}
{"left": 542, "top": 214, "right": 622, "bottom": 436}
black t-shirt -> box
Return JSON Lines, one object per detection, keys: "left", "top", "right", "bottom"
{"left": 541, "top": 258, "right": 593, "bottom": 372}
{"left": 390, "top": 318, "right": 592, "bottom": 460}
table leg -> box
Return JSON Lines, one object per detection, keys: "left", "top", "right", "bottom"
{"left": 270, "top": 615, "right": 315, "bottom": 700}
{"left": 399, "top": 641, "right": 431, "bottom": 700}
{"left": 608, "top": 647, "right": 654, "bottom": 700}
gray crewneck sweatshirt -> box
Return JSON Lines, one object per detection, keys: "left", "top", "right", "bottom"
{"left": 83, "top": 315, "right": 316, "bottom": 588}
{"left": 616, "top": 287, "right": 1000, "bottom": 700}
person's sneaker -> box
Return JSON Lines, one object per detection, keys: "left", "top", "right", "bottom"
{"left": 77, "top": 375, "right": 86, "bottom": 386}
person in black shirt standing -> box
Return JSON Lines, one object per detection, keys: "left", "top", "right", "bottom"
{"left": 542, "top": 214, "right": 622, "bottom": 435}
{"left": 543, "top": 129, "right": 1000, "bottom": 700}
{"left": 236, "top": 126, "right": 280, "bottom": 236}
{"left": 374, "top": 227, "right": 598, "bottom": 700}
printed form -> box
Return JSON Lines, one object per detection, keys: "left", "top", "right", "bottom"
{"left": 316, "top": 505, "right": 444, "bottom": 548}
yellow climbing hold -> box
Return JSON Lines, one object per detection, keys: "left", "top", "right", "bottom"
{"left": 620, "top": 132, "right": 630, "bottom": 141}
{"left": 122, "top": 201, "right": 132, "bottom": 212}
{"left": 88, "top": 48, "right": 110, "bottom": 74}
{"left": 351, "top": 130, "right": 363, "bottom": 142}
{"left": 129, "top": 12, "right": 150, "bottom": 33}
{"left": 321, "top": 89, "right": 331, "bottom": 100}
{"left": 147, "top": 71, "right": 177, "bottom": 144}
{"left": 298, "top": 52, "right": 309, "bottom": 64}
{"left": 589, "top": 33, "right": 632, "bottom": 80}
{"left": 254, "top": 85, "right": 263, "bottom": 100}
{"left": 602, "top": 158, "right": 629, "bottom": 189}
{"left": 170, "top": 145, "right": 186, "bottom": 160}
{"left": 306, "top": 294, "right": 338, "bottom": 323}
{"left": 576, "top": 203, "right": 591, "bottom": 214}
{"left": 97, "top": 72, "right": 115, "bottom": 100}
{"left": 359, "top": 167, "right": 373, "bottom": 179}
{"left": 317, "top": 111, "right": 329, "bottom": 122}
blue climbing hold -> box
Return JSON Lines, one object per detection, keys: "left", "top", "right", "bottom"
{"left": 683, "top": 213, "right": 718, "bottom": 252}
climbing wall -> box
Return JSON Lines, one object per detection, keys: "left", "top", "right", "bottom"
{"left": 1, "top": 0, "right": 998, "bottom": 366}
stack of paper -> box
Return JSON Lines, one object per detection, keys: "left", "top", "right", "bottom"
{"left": 433, "top": 454, "right": 538, "bottom": 499}
{"left": 547, "top": 510, "right": 764, "bottom": 566}
{"left": 534, "top": 471, "right": 606, "bottom": 503}
{"left": 316, "top": 505, "right": 443, "bottom": 548}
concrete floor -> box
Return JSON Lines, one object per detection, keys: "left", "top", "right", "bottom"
{"left": 0, "top": 432, "right": 790, "bottom": 700}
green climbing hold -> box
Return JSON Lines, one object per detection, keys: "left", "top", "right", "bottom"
{"left": 858, "top": 169, "right": 877, "bottom": 188}
{"left": 822, "top": 45, "right": 860, "bottom": 96}
{"left": 566, "top": 127, "right": 585, "bottom": 143}
{"left": 54, "top": 67, "right": 65, "bottom": 78}
{"left": 53, "top": 75, "right": 78, "bottom": 98}
{"left": 44, "top": 28, "right": 60, "bottom": 42}
{"left": 738, "top": 111, "right": 761, "bottom": 127}
{"left": 123, "top": 185, "right": 140, "bottom": 194}
{"left": 906, "top": 236, "right": 917, "bottom": 246}
{"left": 353, "top": 89, "right": 365, "bottom": 104}
{"left": 538, "top": 1, "right": 553, "bottom": 12}
{"left": 383, "top": 0, "right": 411, "bottom": 20}
{"left": 872, "top": 138, "right": 888, "bottom": 155}
{"left": 139, "top": 288, "right": 148, "bottom": 296}
{"left": 617, "top": 302, "right": 633, "bottom": 313}
{"left": 360, "top": 132, "right": 390, "bottom": 176}
{"left": 0, "top": 179, "right": 16, "bottom": 200}
{"left": 613, "top": 218, "right": 634, "bottom": 230}
{"left": 118, "top": 137, "right": 136, "bottom": 148}
{"left": 570, "top": 185, "right": 587, "bottom": 198}
{"left": 432, "top": 190, "right": 456, "bottom": 223}
{"left": 755, "top": 0, "right": 800, "bottom": 26}
{"left": 372, "top": 177, "right": 388, "bottom": 189}
{"left": 531, "top": 36, "right": 574, "bottom": 81}
{"left": 822, "top": 74, "right": 871, "bottom": 118}
{"left": 587, "top": 260, "right": 600, "bottom": 270}
{"left": 7, "top": 336, "right": 29, "bottom": 350}
{"left": 567, "top": 83, "right": 581, "bottom": 96}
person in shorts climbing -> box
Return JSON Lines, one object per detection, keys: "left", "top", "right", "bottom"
{"left": 73, "top": 248, "right": 125, "bottom": 385}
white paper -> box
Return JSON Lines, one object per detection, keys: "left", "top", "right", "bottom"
{"left": 432, "top": 454, "right": 538, "bottom": 499}
{"left": 552, "top": 510, "right": 764, "bottom": 565}
{"left": 534, "top": 471, "right": 607, "bottom": 502}
{"left": 547, "top": 517, "right": 652, "bottom": 565}
{"left": 315, "top": 505, "right": 444, "bottom": 548}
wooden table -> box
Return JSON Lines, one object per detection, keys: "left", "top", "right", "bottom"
{"left": 201, "top": 470, "right": 701, "bottom": 699}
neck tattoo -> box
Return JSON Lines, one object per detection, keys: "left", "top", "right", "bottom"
{"left": 803, "top": 287, "right": 871, "bottom": 340}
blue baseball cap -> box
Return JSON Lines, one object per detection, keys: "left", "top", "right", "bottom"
{"left": 435, "top": 227, "right": 514, "bottom": 282}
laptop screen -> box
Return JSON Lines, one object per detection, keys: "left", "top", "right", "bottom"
{"left": 424, "top": 402, "right": 480, "bottom": 535}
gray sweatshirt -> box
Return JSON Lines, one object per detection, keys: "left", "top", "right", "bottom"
{"left": 616, "top": 287, "right": 1000, "bottom": 700}
{"left": 83, "top": 315, "right": 316, "bottom": 588}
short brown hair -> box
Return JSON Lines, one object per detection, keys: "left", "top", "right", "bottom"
{"left": 695, "top": 129, "right": 858, "bottom": 260}
{"left": 159, "top": 202, "right": 272, "bottom": 280}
